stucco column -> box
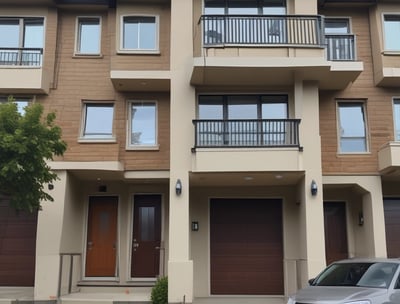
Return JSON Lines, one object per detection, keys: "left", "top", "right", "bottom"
{"left": 295, "top": 79, "right": 326, "bottom": 286}
{"left": 34, "top": 170, "right": 67, "bottom": 300}
{"left": 169, "top": 0, "right": 195, "bottom": 302}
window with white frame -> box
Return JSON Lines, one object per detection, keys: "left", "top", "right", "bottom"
{"left": 76, "top": 17, "right": 101, "bottom": 55}
{"left": 337, "top": 101, "right": 368, "bottom": 153}
{"left": 81, "top": 103, "right": 114, "bottom": 140}
{"left": 128, "top": 101, "right": 157, "bottom": 147}
{"left": 0, "top": 17, "right": 44, "bottom": 66}
{"left": 393, "top": 99, "right": 400, "bottom": 141}
{"left": 384, "top": 15, "right": 400, "bottom": 51}
{"left": 0, "top": 97, "right": 30, "bottom": 115}
{"left": 121, "top": 16, "right": 158, "bottom": 51}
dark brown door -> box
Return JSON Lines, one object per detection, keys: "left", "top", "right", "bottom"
{"left": 324, "top": 202, "right": 348, "bottom": 265}
{"left": 0, "top": 199, "right": 37, "bottom": 286}
{"left": 85, "top": 196, "right": 118, "bottom": 277}
{"left": 131, "top": 195, "right": 161, "bottom": 278}
{"left": 384, "top": 198, "right": 400, "bottom": 258}
{"left": 210, "top": 199, "right": 283, "bottom": 295}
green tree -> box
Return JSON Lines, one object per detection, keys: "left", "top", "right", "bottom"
{"left": 0, "top": 98, "right": 67, "bottom": 212}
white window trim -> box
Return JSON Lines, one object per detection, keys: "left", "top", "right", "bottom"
{"left": 119, "top": 14, "right": 160, "bottom": 54}
{"left": 126, "top": 100, "right": 159, "bottom": 150}
{"left": 74, "top": 16, "right": 102, "bottom": 56}
{"left": 79, "top": 102, "right": 116, "bottom": 143}
{"left": 382, "top": 13, "right": 400, "bottom": 53}
{"left": 336, "top": 100, "right": 369, "bottom": 154}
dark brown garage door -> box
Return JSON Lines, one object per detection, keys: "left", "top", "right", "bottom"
{"left": 0, "top": 199, "right": 38, "bottom": 286}
{"left": 384, "top": 198, "right": 400, "bottom": 258}
{"left": 210, "top": 198, "right": 283, "bottom": 295}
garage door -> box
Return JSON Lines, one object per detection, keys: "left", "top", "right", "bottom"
{"left": 0, "top": 199, "right": 38, "bottom": 286}
{"left": 384, "top": 198, "right": 400, "bottom": 258}
{"left": 210, "top": 198, "right": 283, "bottom": 295}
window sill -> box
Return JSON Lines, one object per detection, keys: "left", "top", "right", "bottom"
{"left": 126, "top": 145, "right": 160, "bottom": 151}
{"left": 117, "top": 50, "right": 160, "bottom": 55}
{"left": 73, "top": 54, "right": 103, "bottom": 59}
{"left": 336, "top": 151, "right": 371, "bottom": 156}
{"left": 78, "top": 137, "right": 117, "bottom": 143}
{"left": 382, "top": 51, "right": 400, "bottom": 56}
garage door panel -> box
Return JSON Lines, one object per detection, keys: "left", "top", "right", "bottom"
{"left": 0, "top": 201, "right": 37, "bottom": 286}
{"left": 210, "top": 198, "right": 283, "bottom": 295}
{"left": 384, "top": 199, "right": 400, "bottom": 258}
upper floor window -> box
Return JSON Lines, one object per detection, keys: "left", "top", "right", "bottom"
{"left": 393, "top": 99, "right": 400, "bottom": 141}
{"left": 128, "top": 101, "right": 157, "bottom": 148}
{"left": 337, "top": 101, "right": 368, "bottom": 153}
{"left": 121, "top": 16, "right": 159, "bottom": 52}
{"left": 0, "top": 18, "right": 44, "bottom": 66}
{"left": 204, "top": 0, "right": 286, "bottom": 15}
{"left": 383, "top": 15, "right": 400, "bottom": 51}
{"left": 81, "top": 103, "right": 114, "bottom": 141}
{"left": 0, "top": 97, "right": 30, "bottom": 115}
{"left": 76, "top": 17, "right": 101, "bottom": 55}
{"left": 325, "top": 18, "right": 355, "bottom": 61}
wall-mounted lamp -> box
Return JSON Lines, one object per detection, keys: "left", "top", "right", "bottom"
{"left": 48, "top": 183, "right": 54, "bottom": 190}
{"left": 191, "top": 221, "right": 199, "bottom": 231}
{"left": 175, "top": 179, "right": 182, "bottom": 195}
{"left": 358, "top": 212, "right": 364, "bottom": 226}
{"left": 311, "top": 180, "right": 318, "bottom": 196}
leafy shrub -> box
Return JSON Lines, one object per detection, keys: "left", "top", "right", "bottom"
{"left": 151, "top": 276, "right": 168, "bottom": 304}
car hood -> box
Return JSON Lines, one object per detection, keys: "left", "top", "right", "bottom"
{"left": 292, "top": 286, "right": 387, "bottom": 303}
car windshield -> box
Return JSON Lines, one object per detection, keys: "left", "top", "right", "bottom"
{"left": 312, "top": 262, "right": 398, "bottom": 288}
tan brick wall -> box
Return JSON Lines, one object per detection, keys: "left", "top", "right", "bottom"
{"left": 320, "top": 7, "right": 399, "bottom": 175}
{"left": 40, "top": 7, "right": 170, "bottom": 170}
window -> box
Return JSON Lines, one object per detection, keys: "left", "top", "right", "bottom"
{"left": 393, "top": 99, "right": 400, "bottom": 141}
{"left": 121, "top": 16, "right": 158, "bottom": 51}
{"left": 0, "top": 18, "right": 44, "bottom": 66}
{"left": 384, "top": 15, "right": 400, "bottom": 51}
{"left": 337, "top": 102, "right": 368, "bottom": 153}
{"left": 128, "top": 101, "right": 157, "bottom": 148}
{"left": 76, "top": 17, "right": 101, "bottom": 55}
{"left": 204, "top": 0, "right": 286, "bottom": 15}
{"left": 81, "top": 103, "right": 114, "bottom": 140}
{"left": 325, "top": 18, "right": 354, "bottom": 61}
{"left": 197, "top": 95, "right": 292, "bottom": 147}
{"left": 0, "top": 97, "right": 30, "bottom": 115}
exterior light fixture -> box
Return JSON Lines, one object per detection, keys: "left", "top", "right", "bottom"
{"left": 311, "top": 180, "right": 318, "bottom": 196}
{"left": 358, "top": 212, "right": 364, "bottom": 226}
{"left": 175, "top": 179, "right": 182, "bottom": 195}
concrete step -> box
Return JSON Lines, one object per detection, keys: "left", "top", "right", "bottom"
{"left": 60, "top": 290, "right": 151, "bottom": 304}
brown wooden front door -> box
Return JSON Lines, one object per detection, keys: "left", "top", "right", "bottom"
{"left": 324, "top": 202, "right": 348, "bottom": 265}
{"left": 0, "top": 199, "right": 38, "bottom": 286}
{"left": 210, "top": 198, "right": 283, "bottom": 295}
{"left": 85, "top": 196, "right": 118, "bottom": 277}
{"left": 384, "top": 198, "right": 400, "bottom": 258}
{"left": 131, "top": 195, "right": 161, "bottom": 278}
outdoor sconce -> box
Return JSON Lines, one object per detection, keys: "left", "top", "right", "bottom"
{"left": 311, "top": 180, "right": 318, "bottom": 196}
{"left": 48, "top": 183, "right": 54, "bottom": 190}
{"left": 358, "top": 212, "right": 364, "bottom": 226}
{"left": 175, "top": 179, "right": 182, "bottom": 195}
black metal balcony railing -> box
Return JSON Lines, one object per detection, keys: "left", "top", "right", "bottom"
{"left": 193, "top": 119, "right": 301, "bottom": 148}
{"left": 201, "top": 15, "right": 324, "bottom": 47}
{"left": 0, "top": 47, "right": 43, "bottom": 66}
{"left": 325, "top": 34, "right": 356, "bottom": 61}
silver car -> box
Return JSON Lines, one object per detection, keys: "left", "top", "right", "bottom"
{"left": 287, "top": 258, "right": 400, "bottom": 304}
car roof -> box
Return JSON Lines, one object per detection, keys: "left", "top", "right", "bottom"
{"left": 332, "top": 258, "right": 400, "bottom": 265}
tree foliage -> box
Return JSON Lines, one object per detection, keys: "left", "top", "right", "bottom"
{"left": 0, "top": 98, "right": 67, "bottom": 212}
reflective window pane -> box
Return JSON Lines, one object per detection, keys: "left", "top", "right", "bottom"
{"left": 394, "top": 100, "right": 400, "bottom": 141}
{"left": 77, "top": 17, "right": 100, "bottom": 54}
{"left": 84, "top": 104, "right": 114, "bottom": 138}
{"left": 130, "top": 102, "right": 157, "bottom": 146}
{"left": 228, "top": 96, "right": 258, "bottom": 119}
{"left": 0, "top": 20, "right": 19, "bottom": 47}
{"left": 384, "top": 15, "right": 400, "bottom": 51}
{"left": 123, "top": 16, "right": 157, "bottom": 50}
{"left": 24, "top": 18, "right": 44, "bottom": 48}
{"left": 338, "top": 102, "right": 367, "bottom": 153}
{"left": 139, "top": 206, "right": 155, "bottom": 242}
{"left": 325, "top": 19, "right": 350, "bottom": 34}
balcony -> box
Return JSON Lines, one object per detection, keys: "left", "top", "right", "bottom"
{"left": 192, "top": 15, "right": 363, "bottom": 90}
{"left": 378, "top": 142, "right": 400, "bottom": 175}
{"left": 192, "top": 119, "right": 302, "bottom": 173}
{"left": 193, "top": 119, "right": 300, "bottom": 149}
{"left": 0, "top": 47, "right": 49, "bottom": 94}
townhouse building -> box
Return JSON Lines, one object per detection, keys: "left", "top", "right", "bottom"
{"left": 0, "top": 0, "right": 399, "bottom": 303}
